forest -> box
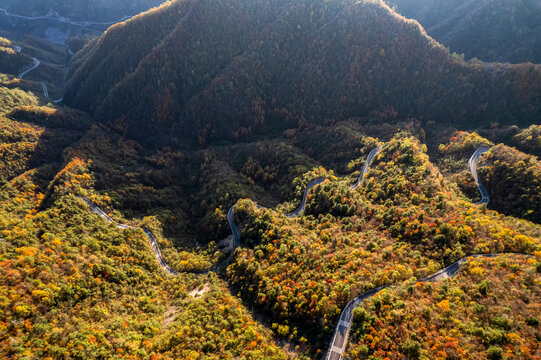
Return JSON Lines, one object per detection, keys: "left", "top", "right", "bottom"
{"left": 64, "top": 0, "right": 541, "bottom": 146}
{"left": 0, "top": 77, "right": 539, "bottom": 356}
{"left": 0, "top": 0, "right": 540, "bottom": 358}
{"left": 386, "top": 0, "right": 541, "bottom": 63}
{"left": 347, "top": 255, "right": 540, "bottom": 359}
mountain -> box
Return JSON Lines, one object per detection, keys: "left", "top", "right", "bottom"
{"left": 0, "top": 0, "right": 165, "bottom": 22}
{"left": 347, "top": 254, "right": 540, "bottom": 359}
{"left": 386, "top": 0, "right": 541, "bottom": 63}
{"left": 1, "top": 0, "right": 540, "bottom": 358}
{"left": 0, "top": 37, "right": 32, "bottom": 75}
{"left": 64, "top": 0, "right": 541, "bottom": 147}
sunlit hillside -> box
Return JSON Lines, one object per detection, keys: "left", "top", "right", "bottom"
{"left": 0, "top": 0, "right": 540, "bottom": 359}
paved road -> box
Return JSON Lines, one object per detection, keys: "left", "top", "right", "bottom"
{"left": 0, "top": 7, "right": 130, "bottom": 27}
{"left": 15, "top": 50, "right": 63, "bottom": 102}
{"left": 285, "top": 179, "right": 326, "bottom": 217}
{"left": 351, "top": 147, "right": 382, "bottom": 190}
{"left": 286, "top": 147, "right": 381, "bottom": 217}
{"left": 324, "top": 253, "right": 531, "bottom": 360}
{"left": 40, "top": 81, "right": 63, "bottom": 103}
{"left": 468, "top": 147, "right": 491, "bottom": 205}
{"left": 16, "top": 57, "right": 62, "bottom": 102}
{"left": 78, "top": 195, "right": 239, "bottom": 275}
{"left": 17, "top": 57, "right": 40, "bottom": 79}
{"left": 78, "top": 147, "right": 382, "bottom": 275}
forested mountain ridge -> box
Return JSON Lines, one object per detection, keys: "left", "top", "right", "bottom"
{"left": 1, "top": 0, "right": 541, "bottom": 358}
{"left": 2, "top": 99, "right": 539, "bottom": 357}
{"left": 386, "top": 0, "right": 541, "bottom": 64}
{"left": 65, "top": 0, "right": 541, "bottom": 147}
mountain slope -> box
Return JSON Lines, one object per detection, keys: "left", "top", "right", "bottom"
{"left": 1, "top": 66, "right": 540, "bottom": 357}
{"left": 0, "top": 37, "right": 32, "bottom": 75}
{"left": 386, "top": 0, "right": 541, "bottom": 63}
{"left": 64, "top": 0, "right": 186, "bottom": 114}
{"left": 65, "top": 0, "right": 541, "bottom": 147}
{"left": 346, "top": 255, "right": 541, "bottom": 359}
{"left": 0, "top": 0, "right": 165, "bottom": 22}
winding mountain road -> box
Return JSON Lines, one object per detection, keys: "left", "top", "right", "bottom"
{"left": 15, "top": 51, "right": 63, "bottom": 102}
{"left": 286, "top": 147, "right": 381, "bottom": 217}
{"left": 285, "top": 179, "right": 326, "bottom": 218}
{"left": 468, "top": 147, "right": 491, "bottom": 205}
{"left": 40, "top": 81, "right": 63, "bottom": 103}
{"left": 79, "top": 147, "right": 382, "bottom": 276}
{"left": 16, "top": 57, "right": 40, "bottom": 79}
{"left": 77, "top": 145, "right": 529, "bottom": 359}
{"left": 351, "top": 147, "right": 382, "bottom": 190}
{"left": 0, "top": 8, "right": 130, "bottom": 28}
{"left": 324, "top": 147, "right": 500, "bottom": 360}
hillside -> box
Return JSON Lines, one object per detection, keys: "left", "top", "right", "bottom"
{"left": 437, "top": 131, "right": 541, "bottom": 223}
{"left": 0, "top": 37, "right": 33, "bottom": 75}
{"left": 386, "top": 0, "right": 541, "bottom": 64}
{"left": 65, "top": 0, "right": 541, "bottom": 147}
{"left": 0, "top": 168, "right": 289, "bottom": 359}
{"left": 1, "top": 0, "right": 540, "bottom": 358}
{"left": 2, "top": 91, "right": 540, "bottom": 357}
{"left": 347, "top": 254, "right": 540, "bottom": 359}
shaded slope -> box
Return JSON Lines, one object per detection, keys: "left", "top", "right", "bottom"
{"left": 65, "top": 0, "right": 541, "bottom": 146}
{"left": 0, "top": 37, "right": 32, "bottom": 75}
{"left": 438, "top": 131, "right": 541, "bottom": 223}
{"left": 480, "top": 144, "right": 541, "bottom": 223}
{"left": 64, "top": 0, "right": 189, "bottom": 113}
{"left": 387, "top": 0, "right": 541, "bottom": 63}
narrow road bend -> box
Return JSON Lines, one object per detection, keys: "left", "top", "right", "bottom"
{"left": 324, "top": 252, "right": 533, "bottom": 360}
{"left": 79, "top": 147, "right": 382, "bottom": 275}
{"left": 324, "top": 147, "right": 515, "bottom": 360}
{"left": 468, "top": 147, "right": 491, "bottom": 205}
{"left": 17, "top": 57, "right": 40, "bottom": 79}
